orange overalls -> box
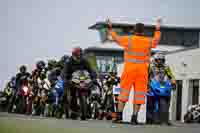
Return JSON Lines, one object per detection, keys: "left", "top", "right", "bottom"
{"left": 110, "top": 31, "right": 161, "bottom": 104}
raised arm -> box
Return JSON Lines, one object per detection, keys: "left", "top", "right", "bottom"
{"left": 151, "top": 18, "right": 162, "bottom": 48}
{"left": 106, "top": 19, "right": 129, "bottom": 48}
{"left": 151, "top": 31, "right": 161, "bottom": 48}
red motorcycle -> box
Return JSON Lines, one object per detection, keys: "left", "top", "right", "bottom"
{"left": 15, "top": 80, "right": 33, "bottom": 114}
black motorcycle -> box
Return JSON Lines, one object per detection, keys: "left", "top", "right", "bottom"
{"left": 184, "top": 105, "right": 200, "bottom": 123}
{"left": 89, "top": 92, "right": 101, "bottom": 119}
{"left": 5, "top": 84, "right": 17, "bottom": 113}
{"left": 100, "top": 73, "right": 120, "bottom": 120}
{"left": 71, "top": 70, "right": 93, "bottom": 120}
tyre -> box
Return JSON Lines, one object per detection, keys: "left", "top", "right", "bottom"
{"left": 56, "top": 104, "right": 63, "bottom": 119}
{"left": 80, "top": 95, "right": 87, "bottom": 120}
{"left": 70, "top": 111, "right": 79, "bottom": 120}
{"left": 92, "top": 102, "right": 98, "bottom": 119}
{"left": 184, "top": 113, "right": 192, "bottom": 123}
{"left": 56, "top": 111, "right": 62, "bottom": 119}
{"left": 17, "top": 96, "right": 25, "bottom": 114}
{"left": 7, "top": 96, "right": 15, "bottom": 113}
{"left": 106, "top": 95, "right": 114, "bottom": 112}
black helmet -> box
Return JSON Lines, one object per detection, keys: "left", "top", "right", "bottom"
{"left": 11, "top": 76, "right": 16, "bottom": 81}
{"left": 61, "top": 55, "right": 70, "bottom": 63}
{"left": 36, "top": 60, "right": 46, "bottom": 70}
{"left": 19, "top": 65, "right": 27, "bottom": 73}
{"left": 54, "top": 68, "right": 61, "bottom": 76}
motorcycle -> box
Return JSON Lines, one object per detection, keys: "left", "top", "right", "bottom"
{"left": 54, "top": 77, "right": 65, "bottom": 119}
{"left": 15, "top": 84, "right": 33, "bottom": 114}
{"left": 5, "top": 84, "right": 17, "bottom": 113}
{"left": 100, "top": 74, "right": 120, "bottom": 120}
{"left": 150, "top": 79, "right": 172, "bottom": 97}
{"left": 32, "top": 77, "right": 50, "bottom": 116}
{"left": 89, "top": 85, "right": 102, "bottom": 119}
{"left": 71, "top": 70, "right": 93, "bottom": 120}
{"left": 0, "top": 91, "right": 7, "bottom": 112}
{"left": 146, "top": 78, "right": 173, "bottom": 124}
{"left": 184, "top": 104, "right": 200, "bottom": 123}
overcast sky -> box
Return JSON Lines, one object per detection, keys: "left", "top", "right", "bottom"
{"left": 0, "top": 0, "right": 200, "bottom": 89}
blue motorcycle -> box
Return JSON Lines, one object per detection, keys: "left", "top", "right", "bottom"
{"left": 150, "top": 79, "right": 172, "bottom": 97}
{"left": 146, "top": 79, "right": 173, "bottom": 124}
{"left": 46, "top": 78, "right": 64, "bottom": 118}
{"left": 54, "top": 78, "right": 65, "bottom": 118}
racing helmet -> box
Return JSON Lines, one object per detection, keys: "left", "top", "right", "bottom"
{"left": 153, "top": 52, "right": 165, "bottom": 65}
{"left": 19, "top": 65, "right": 27, "bottom": 73}
{"left": 36, "top": 60, "right": 46, "bottom": 70}
{"left": 72, "top": 47, "right": 82, "bottom": 58}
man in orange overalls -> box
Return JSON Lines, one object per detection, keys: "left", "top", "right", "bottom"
{"left": 107, "top": 18, "right": 161, "bottom": 124}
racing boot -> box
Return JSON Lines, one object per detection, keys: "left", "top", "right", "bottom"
{"left": 65, "top": 110, "right": 69, "bottom": 119}
{"left": 130, "top": 114, "right": 139, "bottom": 125}
{"left": 97, "top": 111, "right": 104, "bottom": 120}
{"left": 70, "top": 111, "right": 79, "bottom": 120}
{"left": 112, "top": 112, "right": 123, "bottom": 124}
{"left": 160, "top": 112, "right": 172, "bottom": 126}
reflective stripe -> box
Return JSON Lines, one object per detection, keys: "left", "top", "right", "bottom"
{"left": 135, "top": 91, "right": 146, "bottom": 95}
{"left": 118, "top": 95, "right": 129, "bottom": 100}
{"left": 127, "top": 36, "right": 147, "bottom": 56}
{"left": 127, "top": 51, "right": 147, "bottom": 56}
{"left": 125, "top": 36, "right": 152, "bottom": 64}
{"left": 120, "top": 88, "right": 130, "bottom": 94}
{"left": 134, "top": 97, "right": 146, "bottom": 101}
{"left": 126, "top": 58, "right": 149, "bottom": 63}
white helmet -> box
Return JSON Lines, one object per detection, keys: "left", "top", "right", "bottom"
{"left": 153, "top": 52, "right": 165, "bottom": 64}
{"left": 153, "top": 52, "right": 165, "bottom": 60}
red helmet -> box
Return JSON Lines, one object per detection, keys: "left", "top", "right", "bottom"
{"left": 72, "top": 47, "right": 82, "bottom": 57}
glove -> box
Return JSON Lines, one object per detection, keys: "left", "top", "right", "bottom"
{"left": 172, "top": 84, "right": 176, "bottom": 91}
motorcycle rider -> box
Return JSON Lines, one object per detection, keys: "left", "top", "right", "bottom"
{"left": 15, "top": 65, "right": 31, "bottom": 113}
{"left": 5, "top": 76, "right": 16, "bottom": 93}
{"left": 148, "top": 52, "right": 176, "bottom": 125}
{"left": 32, "top": 60, "right": 47, "bottom": 89}
{"left": 32, "top": 60, "right": 47, "bottom": 79}
{"left": 4, "top": 77, "right": 17, "bottom": 112}
{"left": 63, "top": 47, "right": 97, "bottom": 120}
{"left": 16, "top": 65, "right": 31, "bottom": 91}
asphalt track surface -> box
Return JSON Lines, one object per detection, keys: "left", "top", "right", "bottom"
{"left": 0, "top": 112, "right": 200, "bottom": 133}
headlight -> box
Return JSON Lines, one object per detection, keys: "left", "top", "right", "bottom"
{"left": 72, "top": 79, "right": 80, "bottom": 84}
{"left": 23, "top": 86, "right": 29, "bottom": 93}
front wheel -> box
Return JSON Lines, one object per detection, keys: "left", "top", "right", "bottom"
{"left": 80, "top": 96, "right": 87, "bottom": 120}
{"left": 7, "top": 95, "right": 15, "bottom": 113}
{"left": 91, "top": 102, "right": 99, "bottom": 119}
{"left": 17, "top": 96, "right": 26, "bottom": 114}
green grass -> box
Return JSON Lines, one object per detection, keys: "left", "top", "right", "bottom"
{"left": 0, "top": 118, "right": 89, "bottom": 133}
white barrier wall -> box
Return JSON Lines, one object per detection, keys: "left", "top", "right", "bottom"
{"left": 166, "top": 48, "right": 200, "bottom": 122}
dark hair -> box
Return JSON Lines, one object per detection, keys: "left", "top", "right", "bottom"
{"left": 134, "top": 23, "right": 144, "bottom": 34}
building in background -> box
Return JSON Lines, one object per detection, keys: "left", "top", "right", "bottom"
{"left": 87, "top": 21, "right": 200, "bottom": 74}
{"left": 87, "top": 21, "right": 200, "bottom": 122}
